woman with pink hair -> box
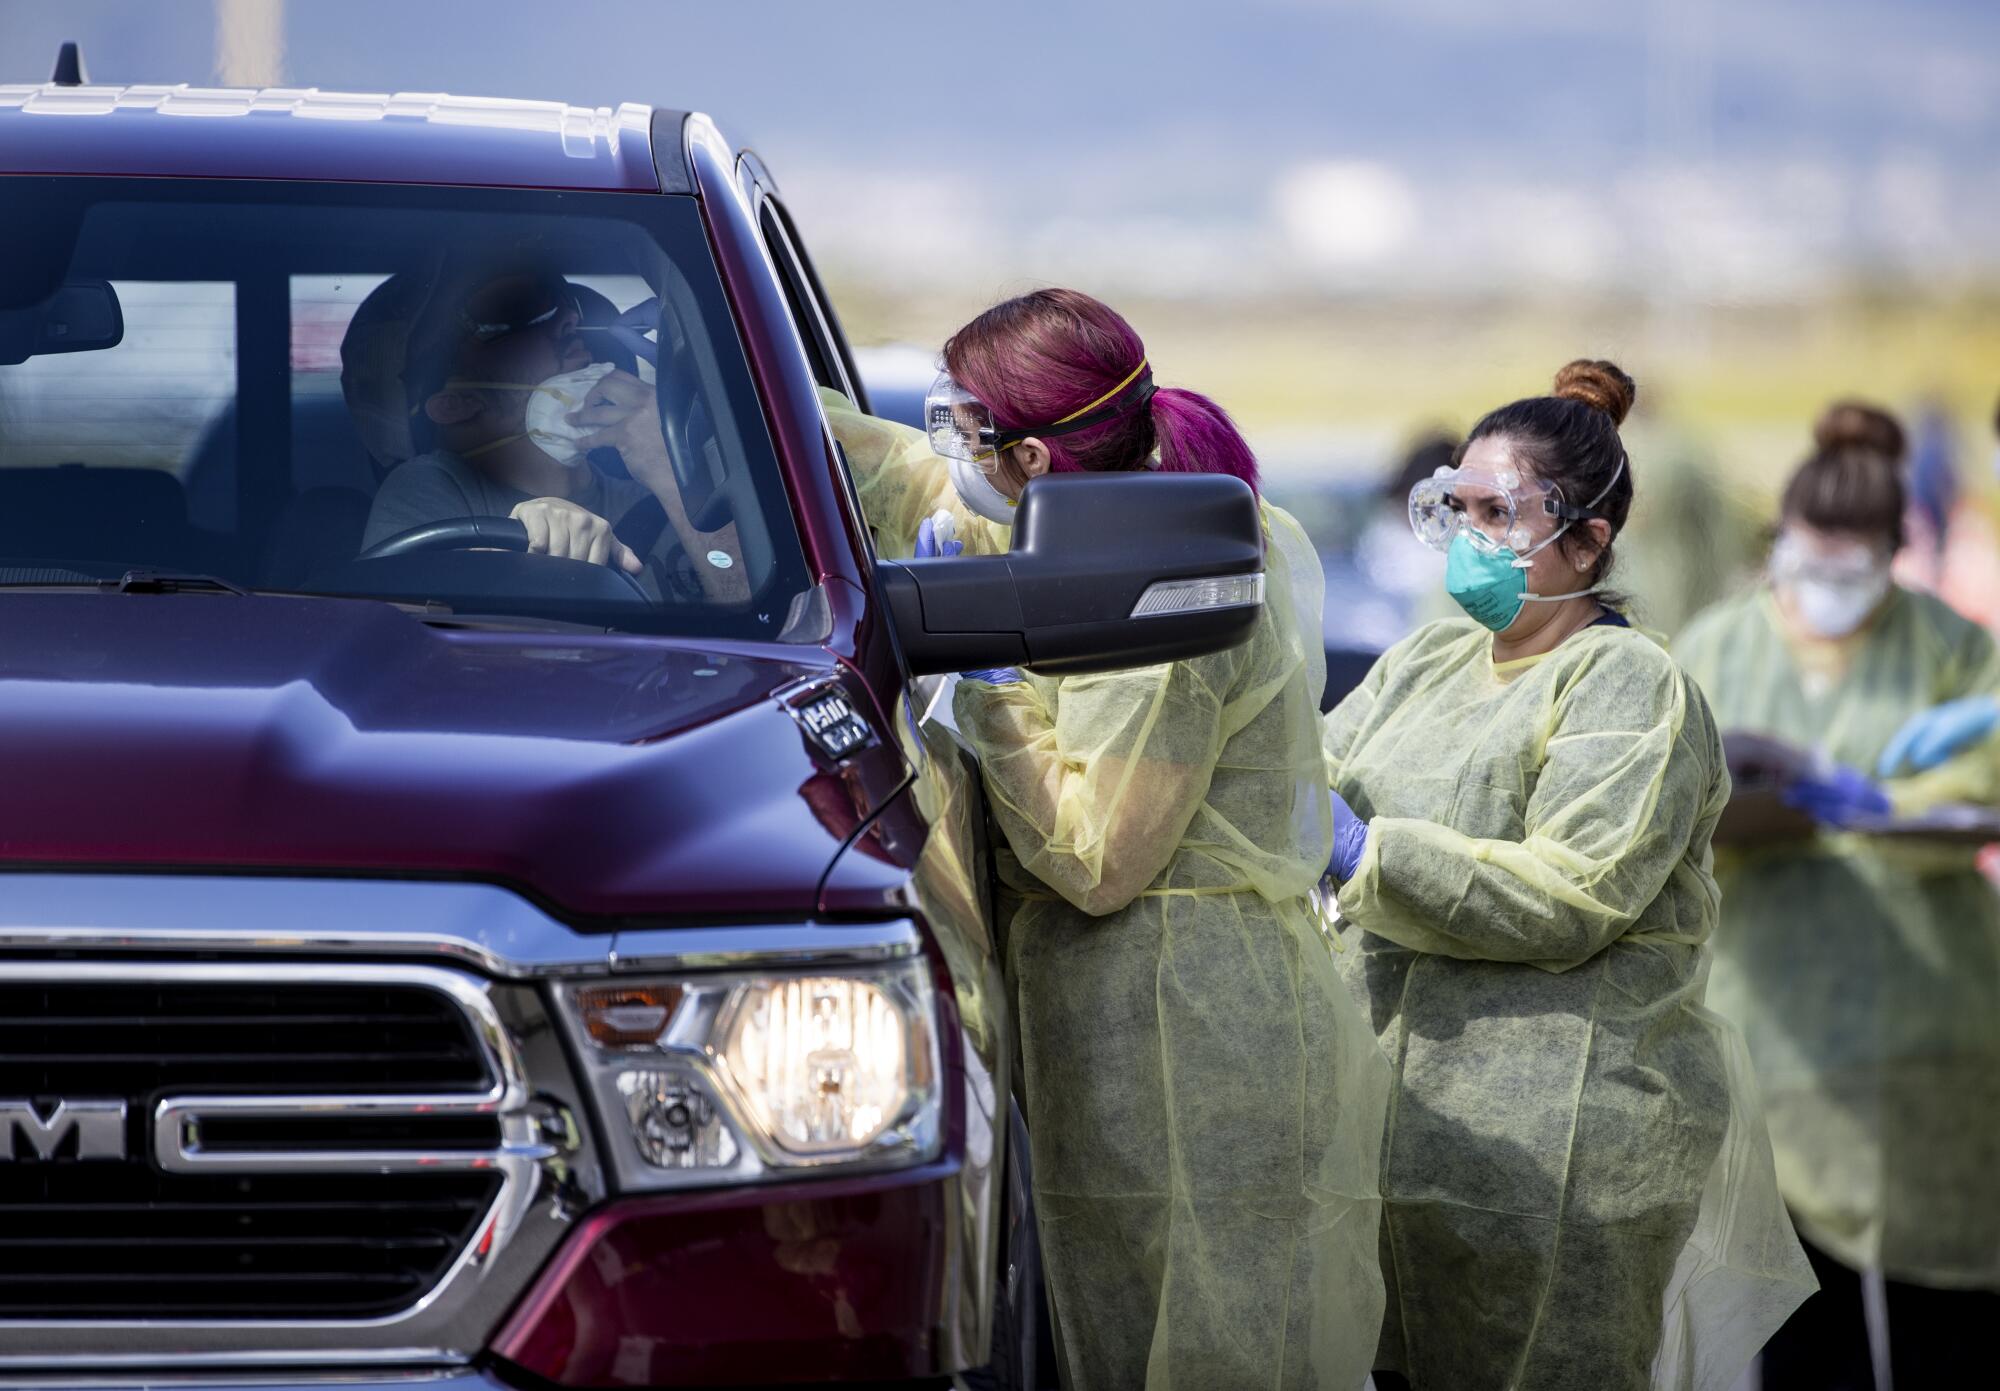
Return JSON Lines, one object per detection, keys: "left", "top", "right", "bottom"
{"left": 823, "top": 288, "right": 1390, "bottom": 1390}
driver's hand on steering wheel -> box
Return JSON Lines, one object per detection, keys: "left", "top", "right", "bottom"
{"left": 569, "top": 369, "right": 673, "bottom": 492}
{"left": 510, "top": 497, "right": 644, "bottom": 575}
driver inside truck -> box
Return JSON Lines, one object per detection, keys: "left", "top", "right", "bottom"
{"left": 346, "top": 261, "right": 746, "bottom": 600}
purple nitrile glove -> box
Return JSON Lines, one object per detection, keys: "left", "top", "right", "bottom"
{"left": 1328, "top": 788, "right": 1369, "bottom": 881}
{"left": 962, "top": 668, "right": 1022, "bottom": 685}
{"left": 1782, "top": 764, "right": 1893, "bottom": 828}
{"left": 915, "top": 514, "right": 963, "bottom": 559}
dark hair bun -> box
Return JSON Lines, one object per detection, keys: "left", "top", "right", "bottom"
{"left": 1552, "top": 359, "right": 1635, "bottom": 427}
{"left": 1814, "top": 399, "right": 1905, "bottom": 460}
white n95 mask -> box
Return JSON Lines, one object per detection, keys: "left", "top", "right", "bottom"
{"left": 523, "top": 361, "right": 618, "bottom": 466}
{"left": 1788, "top": 576, "right": 1889, "bottom": 639}
{"left": 947, "top": 449, "right": 1018, "bottom": 526}
{"left": 1770, "top": 532, "right": 1890, "bottom": 638}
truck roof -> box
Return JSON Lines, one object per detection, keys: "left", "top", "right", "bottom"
{"left": 0, "top": 82, "right": 692, "bottom": 193}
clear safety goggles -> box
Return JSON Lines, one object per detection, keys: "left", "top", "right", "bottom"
{"left": 924, "top": 359, "right": 1155, "bottom": 474}
{"left": 1409, "top": 456, "right": 1622, "bottom": 558}
{"left": 1769, "top": 532, "right": 1889, "bottom": 587}
{"left": 925, "top": 374, "right": 1007, "bottom": 470}
{"left": 1409, "top": 464, "right": 1567, "bottom": 557}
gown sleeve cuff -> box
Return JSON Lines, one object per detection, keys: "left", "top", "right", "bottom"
{"left": 1885, "top": 742, "right": 2000, "bottom": 817}
{"left": 1334, "top": 813, "right": 1390, "bottom": 921}
{"left": 952, "top": 673, "right": 1048, "bottom": 741}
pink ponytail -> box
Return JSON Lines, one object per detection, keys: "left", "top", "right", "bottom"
{"left": 1147, "top": 386, "right": 1260, "bottom": 491}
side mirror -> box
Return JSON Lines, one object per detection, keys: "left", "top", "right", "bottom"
{"left": 0, "top": 278, "right": 124, "bottom": 365}
{"left": 878, "top": 472, "right": 1265, "bottom": 677}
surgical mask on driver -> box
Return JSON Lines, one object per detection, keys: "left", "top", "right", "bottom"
{"left": 948, "top": 449, "right": 1019, "bottom": 526}
{"left": 433, "top": 361, "right": 620, "bottom": 465}
{"left": 523, "top": 362, "right": 618, "bottom": 466}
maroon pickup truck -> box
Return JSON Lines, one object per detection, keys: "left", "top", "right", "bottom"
{"left": 0, "top": 46, "right": 1267, "bottom": 1391}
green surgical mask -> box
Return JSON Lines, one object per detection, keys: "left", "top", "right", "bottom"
{"left": 1445, "top": 532, "right": 1603, "bottom": 632}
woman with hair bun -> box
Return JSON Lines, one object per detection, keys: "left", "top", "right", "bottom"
{"left": 820, "top": 288, "right": 1391, "bottom": 1390}
{"left": 1677, "top": 399, "right": 2000, "bottom": 1388}
{"left": 1321, "top": 362, "right": 1812, "bottom": 1389}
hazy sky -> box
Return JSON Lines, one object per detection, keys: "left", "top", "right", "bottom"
{"left": 5, "top": 0, "right": 1996, "bottom": 295}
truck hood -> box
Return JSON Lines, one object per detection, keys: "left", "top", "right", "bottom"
{"left": 0, "top": 594, "right": 908, "bottom": 919}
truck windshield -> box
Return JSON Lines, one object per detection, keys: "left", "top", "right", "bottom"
{"left": 0, "top": 178, "right": 812, "bottom": 639}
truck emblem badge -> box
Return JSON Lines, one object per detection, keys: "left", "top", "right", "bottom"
{"left": 0, "top": 1099, "right": 129, "bottom": 1162}
{"left": 787, "top": 687, "right": 875, "bottom": 760}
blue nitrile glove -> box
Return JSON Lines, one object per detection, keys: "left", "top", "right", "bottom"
{"left": 914, "top": 514, "right": 963, "bottom": 559}
{"left": 1327, "top": 789, "right": 1370, "bottom": 881}
{"left": 1877, "top": 694, "right": 2000, "bottom": 778}
{"left": 1782, "top": 764, "right": 1893, "bottom": 828}
{"left": 962, "top": 668, "right": 1021, "bottom": 685}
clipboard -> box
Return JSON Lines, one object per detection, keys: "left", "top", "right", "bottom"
{"left": 1845, "top": 804, "right": 2000, "bottom": 846}
{"left": 1715, "top": 730, "right": 2000, "bottom": 849}
{"left": 1714, "top": 733, "right": 1817, "bottom": 846}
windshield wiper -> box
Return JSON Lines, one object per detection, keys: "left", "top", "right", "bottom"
{"left": 101, "top": 568, "right": 253, "bottom": 596}
{"left": 0, "top": 576, "right": 611, "bottom": 632}
{"left": 0, "top": 569, "right": 257, "bottom": 596}
{"left": 413, "top": 611, "right": 614, "bottom": 634}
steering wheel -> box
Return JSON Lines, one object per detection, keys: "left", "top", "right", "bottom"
{"left": 357, "top": 516, "right": 530, "bottom": 560}
{"left": 656, "top": 319, "right": 732, "bottom": 531}
{"left": 353, "top": 516, "right": 654, "bottom": 603}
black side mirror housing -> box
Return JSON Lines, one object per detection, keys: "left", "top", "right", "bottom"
{"left": 877, "top": 472, "right": 1265, "bottom": 677}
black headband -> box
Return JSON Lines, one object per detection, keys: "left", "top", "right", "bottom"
{"left": 993, "top": 370, "right": 1157, "bottom": 450}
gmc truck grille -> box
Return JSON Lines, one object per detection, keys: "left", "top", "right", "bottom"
{"left": 0, "top": 971, "right": 513, "bottom": 1320}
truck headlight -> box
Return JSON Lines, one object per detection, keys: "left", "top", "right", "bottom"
{"left": 557, "top": 958, "right": 941, "bottom": 1190}
{"left": 716, "top": 975, "right": 918, "bottom": 1155}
